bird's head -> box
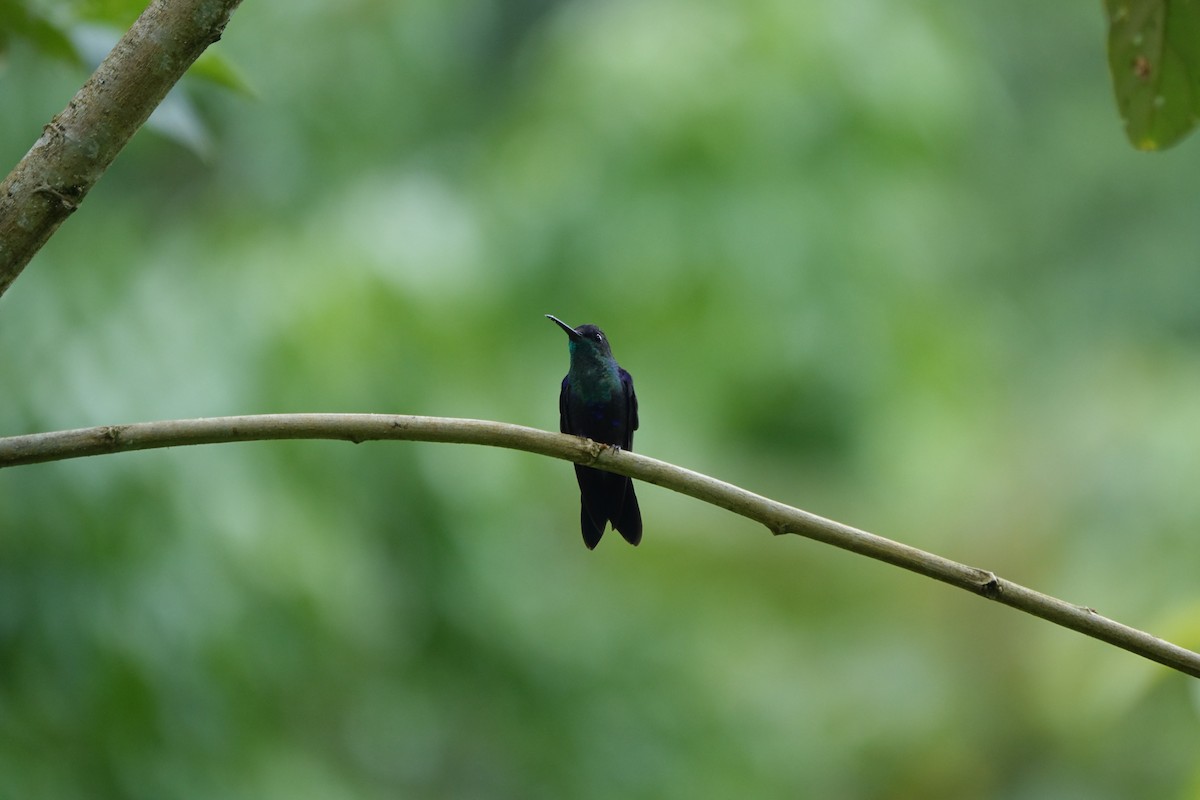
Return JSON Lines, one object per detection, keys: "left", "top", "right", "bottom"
{"left": 546, "top": 315, "right": 614, "bottom": 361}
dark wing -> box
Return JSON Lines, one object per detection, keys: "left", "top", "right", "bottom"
{"left": 558, "top": 375, "right": 571, "bottom": 435}
{"left": 619, "top": 368, "right": 638, "bottom": 449}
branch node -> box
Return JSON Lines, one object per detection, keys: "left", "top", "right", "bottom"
{"left": 579, "top": 437, "right": 607, "bottom": 465}
{"left": 33, "top": 184, "right": 81, "bottom": 212}
{"left": 99, "top": 425, "right": 125, "bottom": 447}
{"left": 41, "top": 120, "right": 65, "bottom": 140}
{"left": 975, "top": 570, "right": 1002, "bottom": 599}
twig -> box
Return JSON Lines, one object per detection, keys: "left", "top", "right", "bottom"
{"left": 1, "top": 413, "right": 1197, "bottom": 678}
{"left": 0, "top": 0, "right": 245, "bottom": 298}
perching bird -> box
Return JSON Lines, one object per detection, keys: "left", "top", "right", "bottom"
{"left": 546, "top": 314, "right": 642, "bottom": 549}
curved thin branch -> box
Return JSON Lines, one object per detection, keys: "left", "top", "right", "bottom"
{"left": 1, "top": 413, "right": 1197, "bottom": 679}
{"left": 0, "top": 0, "right": 245, "bottom": 298}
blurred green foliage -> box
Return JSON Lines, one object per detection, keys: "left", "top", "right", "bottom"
{"left": 0, "top": 0, "right": 248, "bottom": 157}
{"left": 3, "top": 0, "right": 1200, "bottom": 798}
{"left": 0, "top": 0, "right": 80, "bottom": 65}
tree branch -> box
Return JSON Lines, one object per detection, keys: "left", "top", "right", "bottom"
{"left": 1, "top": 413, "right": 1196, "bottom": 679}
{"left": 0, "top": 0, "right": 245, "bottom": 298}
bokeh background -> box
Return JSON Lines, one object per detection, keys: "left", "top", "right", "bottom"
{"left": 3, "top": 0, "right": 1200, "bottom": 797}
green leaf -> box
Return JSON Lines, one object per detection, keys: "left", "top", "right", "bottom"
{"left": 78, "top": 0, "right": 148, "bottom": 26}
{"left": 0, "top": 0, "right": 83, "bottom": 65}
{"left": 1105, "top": 0, "right": 1200, "bottom": 151}
{"left": 190, "top": 49, "right": 256, "bottom": 97}
{"left": 145, "top": 90, "right": 214, "bottom": 160}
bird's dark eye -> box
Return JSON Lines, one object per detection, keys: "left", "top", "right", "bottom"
{"left": 594, "top": 333, "right": 603, "bottom": 342}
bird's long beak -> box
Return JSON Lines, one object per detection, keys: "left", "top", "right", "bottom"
{"left": 546, "top": 314, "right": 582, "bottom": 340}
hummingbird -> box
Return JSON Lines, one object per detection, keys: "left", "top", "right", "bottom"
{"left": 546, "top": 314, "right": 642, "bottom": 549}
